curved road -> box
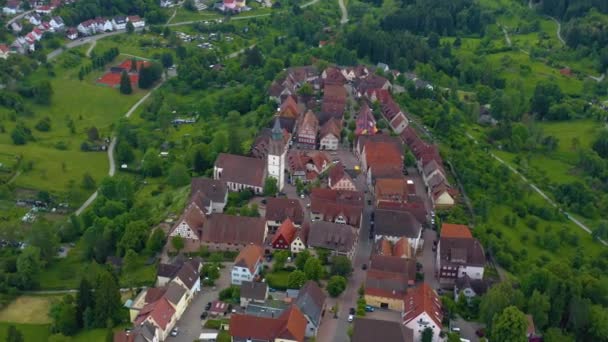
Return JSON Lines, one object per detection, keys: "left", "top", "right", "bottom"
{"left": 465, "top": 132, "right": 607, "bottom": 246}
{"left": 47, "top": 27, "right": 144, "bottom": 61}
{"left": 5, "top": 9, "right": 34, "bottom": 29}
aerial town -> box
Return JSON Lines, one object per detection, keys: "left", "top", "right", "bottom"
{"left": 1, "top": 0, "right": 607, "bottom": 341}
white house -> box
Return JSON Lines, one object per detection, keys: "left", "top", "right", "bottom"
{"left": 28, "top": 13, "right": 42, "bottom": 25}
{"left": 112, "top": 16, "right": 127, "bottom": 30}
{"left": 290, "top": 226, "right": 308, "bottom": 254}
{"left": 402, "top": 284, "right": 443, "bottom": 342}
{"left": 231, "top": 244, "right": 263, "bottom": 285}
{"left": 77, "top": 19, "right": 97, "bottom": 35}
{"left": 66, "top": 28, "right": 78, "bottom": 40}
{"left": 49, "top": 17, "right": 65, "bottom": 31}
{"left": 95, "top": 18, "right": 113, "bottom": 32}
{"left": 3, "top": 1, "right": 22, "bottom": 15}
{"left": 128, "top": 15, "right": 146, "bottom": 28}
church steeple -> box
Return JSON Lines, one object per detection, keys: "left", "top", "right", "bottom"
{"left": 271, "top": 117, "right": 282, "bottom": 141}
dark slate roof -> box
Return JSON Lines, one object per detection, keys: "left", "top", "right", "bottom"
{"left": 164, "top": 282, "right": 187, "bottom": 306}
{"left": 265, "top": 197, "right": 304, "bottom": 225}
{"left": 374, "top": 208, "right": 422, "bottom": 239}
{"left": 190, "top": 177, "right": 227, "bottom": 203}
{"left": 307, "top": 221, "right": 357, "bottom": 254}
{"left": 174, "top": 262, "right": 199, "bottom": 289}
{"left": 352, "top": 318, "right": 413, "bottom": 342}
{"left": 439, "top": 236, "right": 486, "bottom": 267}
{"left": 294, "top": 281, "right": 326, "bottom": 327}
{"left": 240, "top": 281, "right": 268, "bottom": 301}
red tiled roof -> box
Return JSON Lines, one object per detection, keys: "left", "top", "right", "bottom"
{"left": 441, "top": 223, "right": 472, "bottom": 239}
{"left": 135, "top": 297, "right": 175, "bottom": 330}
{"left": 234, "top": 244, "right": 264, "bottom": 273}
{"left": 319, "top": 117, "right": 342, "bottom": 139}
{"left": 279, "top": 95, "right": 300, "bottom": 118}
{"left": 355, "top": 102, "right": 377, "bottom": 135}
{"left": 272, "top": 218, "right": 298, "bottom": 246}
{"left": 230, "top": 305, "right": 307, "bottom": 342}
{"left": 402, "top": 283, "right": 443, "bottom": 328}
{"left": 310, "top": 188, "right": 364, "bottom": 227}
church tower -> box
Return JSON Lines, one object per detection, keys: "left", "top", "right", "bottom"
{"left": 268, "top": 117, "right": 287, "bottom": 191}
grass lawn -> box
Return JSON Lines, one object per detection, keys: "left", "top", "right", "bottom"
{"left": 0, "top": 48, "right": 147, "bottom": 196}
{"left": 93, "top": 33, "right": 173, "bottom": 60}
{"left": 169, "top": 8, "right": 221, "bottom": 23}
{"left": 0, "top": 296, "right": 60, "bottom": 324}
{"left": 266, "top": 270, "right": 290, "bottom": 290}
{"left": 538, "top": 119, "right": 602, "bottom": 162}
{"left": 0, "top": 323, "right": 51, "bottom": 341}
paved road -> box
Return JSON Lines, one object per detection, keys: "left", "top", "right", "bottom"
{"left": 47, "top": 28, "right": 144, "bottom": 60}
{"left": 465, "top": 132, "right": 607, "bottom": 246}
{"left": 316, "top": 171, "right": 373, "bottom": 342}
{"left": 452, "top": 317, "right": 485, "bottom": 342}
{"left": 169, "top": 263, "right": 232, "bottom": 342}
{"left": 338, "top": 0, "right": 349, "bottom": 24}
{"left": 5, "top": 9, "right": 34, "bottom": 29}
{"left": 421, "top": 229, "right": 439, "bottom": 288}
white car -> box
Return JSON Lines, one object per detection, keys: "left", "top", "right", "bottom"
{"left": 348, "top": 314, "right": 354, "bottom": 322}
{"left": 170, "top": 327, "right": 179, "bottom": 336}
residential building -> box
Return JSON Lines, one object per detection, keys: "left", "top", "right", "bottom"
{"left": 287, "top": 150, "right": 330, "bottom": 183}
{"left": 172, "top": 260, "right": 201, "bottom": 296}
{"left": 164, "top": 282, "right": 188, "bottom": 318}
{"left": 134, "top": 297, "right": 177, "bottom": 341}
{"left": 402, "top": 283, "right": 443, "bottom": 342}
{"left": 297, "top": 110, "right": 319, "bottom": 148}
{"left": 277, "top": 95, "right": 302, "bottom": 119}
{"left": 201, "top": 214, "right": 268, "bottom": 252}
{"left": 77, "top": 19, "right": 96, "bottom": 35}
{"left": 364, "top": 255, "right": 416, "bottom": 311}
{"left": 265, "top": 197, "right": 304, "bottom": 231}
{"left": 155, "top": 256, "right": 202, "bottom": 287}
{"left": 112, "top": 16, "right": 127, "bottom": 30}
{"left": 341, "top": 65, "right": 370, "bottom": 82}
{"left": 453, "top": 274, "right": 488, "bottom": 302}
{"left": 229, "top": 305, "right": 307, "bottom": 342}
{"left": 362, "top": 141, "right": 403, "bottom": 187}
{"left": 271, "top": 218, "right": 297, "bottom": 250}
{"left": 267, "top": 118, "right": 288, "bottom": 191}
{"left": 319, "top": 117, "right": 342, "bottom": 150}
{"left": 354, "top": 133, "right": 403, "bottom": 160}
{"left": 354, "top": 75, "right": 391, "bottom": 98}
{"left": 352, "top": 318, "right": 413, "bottom": 342}
{"left": 436, "top": 224, "right": 485, "bottom": 283}
{"left": 307, "top": 221, "right": 358, "bottom": 260}
{"left": 377, "top": 200, "right": 429, "bottom": 226}
{"left": 291, "top": 222, "right": 309, "bottom": 254}
{"left": 374, "top": 208, "right": 423, "bottom": 252}
{"left": 213, "top": 153, "right": 266, "bottom": 194}
{"left": 328, "top": 162, "right": 357, "bottom": 191}
{"left": 320, "top": 84, "right": 347, "bottom": 123}
{"left": 240, "top": 281, "right": 268, "bottom": 307}
{"left": 114, "top": 321, "right": 159, "bottom": 342}
{"left": 378, "top": 90, "right": 409, "bottom": 134}
{"left": 231, "top": 244, "right": 264, "bottom": 285}
{"left": 3, "top": 0, "right": 22, "bottom": 15}
{"left": 355, "top": 102, "right": 377, "bottom": 136}
{"left": 50, "top": 16, "right": 65, "bottom": 31}
{"left": 375, "top": 236, "right": 412, "bottom": 259}
{"left": 374, "top": 178, "right": 416, "bottom": 205}
{"left": 189, "top": 177, "right": 228, "bottom": 213}
{"left": 268, "top": 66, "right": 319, "bottom": 103}
{"left": 127, "top": 15, "right": 145, "bottom": 28}
{"left": 310, "top": 188, "right": 364, "bottom": 228}
{"left": 321, "top": 67, "right": 347, "bottom": 86}
{"left": 11, "top": 22, "right": 22, "bottom": 33}
{"left": 294, "top": 281, "right": 327, "bottom": 338}
{"left": 168, "top": 202, "right": 206, "bottom": 244}
{"left": 66, "top": 27, "right": 78, "bottom": 40}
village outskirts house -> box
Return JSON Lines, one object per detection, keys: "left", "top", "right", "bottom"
{"left": 112, "top": 16, "right": 127, "bottom": 30}
{"left": 190, "top": 177, "right": 228, "bottom": 214}
{"left": 0, "top": 45, "right": 10, "bottom": 59}
{"left": 3, "top": 0, "right": 22, "bottom": 15}
{"left": 231, "top": 244, "right": 264, "bottom": 285}
{"left": 127, "top": 15, "right": 145, "bottom": 28}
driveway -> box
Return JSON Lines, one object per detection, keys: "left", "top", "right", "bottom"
{"left": 452, "top": 317, "right": 485, "bottom": 342}
{"left": 168, "top": 262, "right": 233, "bottom": 342}
{"left": 365, "top": 308, "right": 402, "bottom": 322}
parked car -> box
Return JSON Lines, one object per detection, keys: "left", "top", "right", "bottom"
{"left": 349, "top": 307, "right": 355, "bottom": 315}
{"left": 170, "top": 327, "right": 179, "bottom": 336}
{"left": 365, "top": 305, "right": 375, "bottom": 312}
{"left": 200, "top": 311, "right": 208, "bottom": 319}
{"left": 269, "top": 287, "right": 277, "bottom": 292}
{"left": 205, "top": 302, "right": 212, "bottom": 310}
{"left": 362, "top": 264, "right": 367, "bottom": 270}
{"left": 348, "top": 314, "right": 354, "bottom": 322}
